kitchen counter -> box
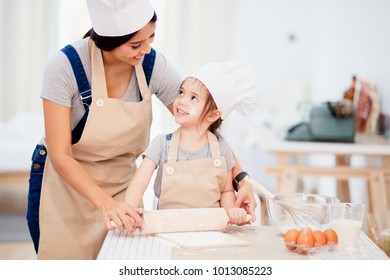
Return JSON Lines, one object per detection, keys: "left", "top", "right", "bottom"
{"left": 98, "top": 226, "right": 388, "bottom": 260}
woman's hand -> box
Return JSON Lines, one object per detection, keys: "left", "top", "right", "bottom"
{"left": 227, "top": 208, "right": 248, "bottom": 225}
{"left": 234, "top": 178, "right": 257, "bottom": 222}
{"left": 101, "top": 198, "right": 145, "bottom": 234}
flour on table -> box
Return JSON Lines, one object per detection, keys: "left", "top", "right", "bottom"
{"left": 155, "top": 231, "right": 249, "bottom": 249}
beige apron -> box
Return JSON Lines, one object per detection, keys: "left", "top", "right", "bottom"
{"left": 38, "top": 43, "right": 152, "bottom": 260}
{"left": 158, "top": 129, "right": 227, "bottom": 209}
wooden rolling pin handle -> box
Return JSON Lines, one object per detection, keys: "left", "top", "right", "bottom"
{"left": 245, "top": 214, "right": 252, "bottom": 223}
{"left": 247, "top": 178, "right": 275, "bottom": 199}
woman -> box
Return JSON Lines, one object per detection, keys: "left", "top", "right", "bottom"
{"left": 27, "top": 0, "right": 256, "bottom": 260}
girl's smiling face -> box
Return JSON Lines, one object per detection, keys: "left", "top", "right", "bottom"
{"left": 173, "top": 78, "right": 208, "bottom": 126}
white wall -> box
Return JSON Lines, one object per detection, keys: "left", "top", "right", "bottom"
{"left": 0, "top": 0, "right": 59, "bottom": 120}
{"left": 0, "top": 0, "right": 3, "bottom": 119}
{"left": 310, "top": 0, "right": 390, "bottom": 111}
{"left": 231, "top": 0, "right": 390, "bottom": 118}
{"left": 57, "top": 0, "right": 91, "bottom": 48}
{"left": 158, "top": 0, "right": 234, "bottom": 76}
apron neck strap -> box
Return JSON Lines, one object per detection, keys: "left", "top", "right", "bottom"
{"left": 91, "top": 43, "right": 108, "bottom": 99}
{"left": 167, "top": 129, "right": 221, "bottom": 162}
{"left": 167, "top": 129, "right": 180, "bottom": 162}
{"left": 206, "top": 131, "right": 221, "bottom": 157}
{"left": 91, "top": 43, "right": 151, "bottom": 101}
{"left": 134, "top": 63, "right": 151, "bottom": 101}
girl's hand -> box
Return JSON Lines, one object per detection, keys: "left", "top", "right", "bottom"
{"left": 101, "top": 198, "right": 145, "bottom": 234}
{"left": 234, "top": 180, "right": 257, "bottom": 222}
{"left": 227, "top": 208, "right": 248, "bottom": 226}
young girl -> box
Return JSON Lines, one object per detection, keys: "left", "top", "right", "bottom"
{"left": 124, "top": 60, "right": 259, "bottom": 225}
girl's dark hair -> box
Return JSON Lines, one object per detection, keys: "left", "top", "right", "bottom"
{"left": 199, "top": 86, "right": 222, "bottom": 134}
{"left": 204, "top": 95, "right": 223, "bottom": 134}
{"left": 83, "top": 12, "right": 157, "bottom": 51}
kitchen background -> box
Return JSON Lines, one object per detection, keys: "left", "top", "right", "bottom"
{"left": 1, "top": 0, "right": 389, "bottom": 258}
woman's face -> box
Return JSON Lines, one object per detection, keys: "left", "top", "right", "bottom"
{"left": 108, "top": 21, "right": 156, "bottom": 65}
{"left": 173, "top": 78, "right": 209, "bottom": 127}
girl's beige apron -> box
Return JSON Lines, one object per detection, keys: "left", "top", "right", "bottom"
{"left": 158, "top": 129, "right": 227, "bottom": 209}
{"left": 38, "top": 43, "right": 152, "bottom": 260}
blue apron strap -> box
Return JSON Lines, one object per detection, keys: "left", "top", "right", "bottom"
{"left": 143, "top": 48, "right": 156, "bottom": 86}
{"left": 61, "top": 44, "right": 91, "bottom": 144}
{"left": 61, "top": 45, "right": 92, "bottom": 110}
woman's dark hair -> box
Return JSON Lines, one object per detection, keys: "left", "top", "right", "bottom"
{"left": 83, "top": 12, "right": 157, "bottom": 51}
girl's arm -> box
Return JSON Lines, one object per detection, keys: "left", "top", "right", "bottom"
{"left": 220, "top": 169, "right": 247, "bottom": 225}
{"left": 124, "top": 157, "right": 157, "bottom": 208}
{"left": 43, "top": 99, "right": 144, "bottom": 232}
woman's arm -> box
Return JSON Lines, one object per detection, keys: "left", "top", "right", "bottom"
{"left": 231, "top": 152, "right": 257, "bottom": 222}
{"left": 43, "top": 99, "right": 144, "bottom": 232}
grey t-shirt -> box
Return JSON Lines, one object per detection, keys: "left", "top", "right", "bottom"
{"left": 41, "top": 38, "right": 182, "bottom": 129}
{"left": 143, "top": 133, "right": 235, "bottom": 199}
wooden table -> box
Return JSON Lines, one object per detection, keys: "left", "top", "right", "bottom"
{"left": 251, "top": 124, "right": 390, "bottom": 230}
{"left": 97, "top": 226, "right": 388, "bottom": 260}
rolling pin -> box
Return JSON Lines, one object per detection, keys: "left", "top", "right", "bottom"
{"left": 110, "top": 207, "right": 251, "bottom": 235}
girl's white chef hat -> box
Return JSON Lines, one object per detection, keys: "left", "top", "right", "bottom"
{"left": 190, "top": 61, "right": 260, "bottom": 120}
{"left": 86, "top": 0, "right": 154, "bottom": 36}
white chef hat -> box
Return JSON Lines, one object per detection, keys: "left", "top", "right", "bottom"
{"left": 86, "top": 0, "right": 154, "bottom": 36}
{"left": 190, "top": 61, "right": 260, "bottom": 120}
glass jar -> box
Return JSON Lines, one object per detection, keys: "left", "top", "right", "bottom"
{"left": 381, "top": 228, "right": 390, "bottom": 257}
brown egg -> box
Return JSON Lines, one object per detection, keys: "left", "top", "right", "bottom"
{"left": 296, "top": 228, "right": 314, "bottom": 254}
{"left": 312, "top": 230, "right": 326, "bottom": 249}
{"left": 284, "top": 229, "right": 300, "bottom": 250}
{"left": 300, "top": 227, "right": 313, "bottom": 235}
{"left": 324, "top": 228, "right": 338, "bottom": 250}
